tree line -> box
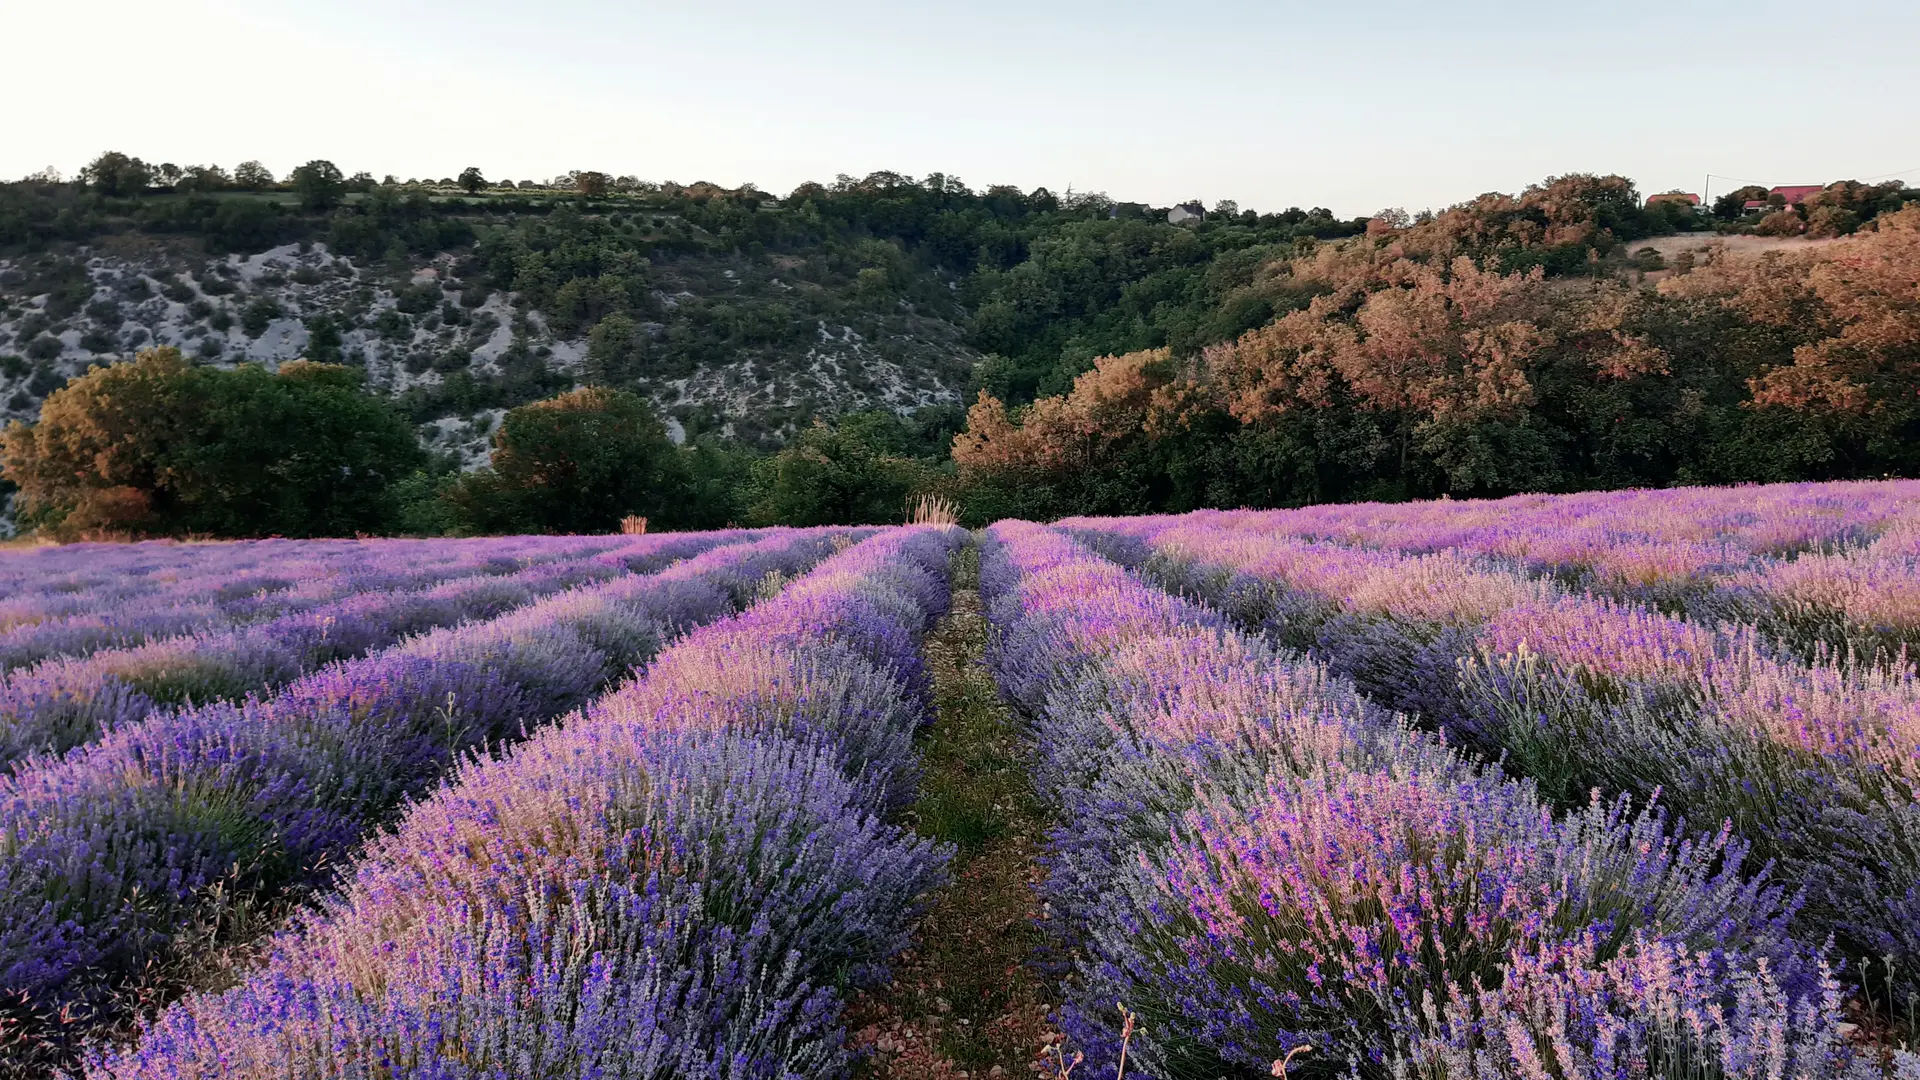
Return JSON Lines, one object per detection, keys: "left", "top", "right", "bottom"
{"left": 954, "top": 197, "right": 1920, "bottom": 519}
{"left": 0, "top": 347, "right": 950, "bottom": 538}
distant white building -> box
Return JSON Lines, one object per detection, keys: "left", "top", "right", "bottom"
{"left": 1167, "top": 202, "right": 1205, "bottom": 225}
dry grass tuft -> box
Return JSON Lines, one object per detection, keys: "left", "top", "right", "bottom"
{"left": 909, "top": 494, "right": 961, "bottom": 528}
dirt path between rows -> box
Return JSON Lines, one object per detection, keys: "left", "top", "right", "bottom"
{"left": 845, "top": 543, "right": 1067, "bottom": 1080}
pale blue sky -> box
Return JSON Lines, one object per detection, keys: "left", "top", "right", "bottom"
{"left": 12, "top": 0, "right": 1918, "bottom": 216}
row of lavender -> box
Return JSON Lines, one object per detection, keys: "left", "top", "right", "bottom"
{"left": 0, "top": 538, "right": 434, "bottom": 612}
{"left": 85, "top": 525, "right": 963, "bottom": 1078}
{"left": 1065, "top": 505, "right": 1920, "bottom": 1023}
{"left": 1067, "top": 479, "right": 1920, "bottom": 655}
{"left": 0, "top": 535, "right": 619, "bottom": 641}
{"left": 1179, "top": 477, "right": 1920, "bottom": 566}
{"left": 980, "top": 521, "right": 1889, "bottom": 1078}
{"left": 0, "top": 531, "right": 742, "bottom": 769}
{"left": 1249, "top": 478, "right": 1920, "bottom": 564}
{"left": 0, "top": 536, "right": 641, "bottom": 675}
{"left": 0, "top": 533, "right": 630, "bottom": 587}
{"left": 0, "top": 528, "right": 849, "bottom": 1067}
{"left": 0, "top": 537, "right": 510, "bottom": 593}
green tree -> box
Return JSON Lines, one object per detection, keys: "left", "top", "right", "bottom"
{"left": 290, "top": 159, "right": 346, "bottom": 212}
{"left": 388, "top": 464, "right": 463, "bottom": 535}
{"left": 79, "top": 151, "right": 152, "bottom": 197}
{"left": 574, "top": 170, "right": 611, "bottom": 198}
{"left": 240, "top": 297, "right": 281, "bottom": 337}
{"left": 458, "top": 166, "right": 487, "bottom": 195}
{"left": 743, "top": 412, "right": 939, "bottom": 526}
{"left": 584, "top": 311, "right": 641, "bottom": 385}
{"left": 178, "top": 164, "right": 231, "bottom": 192}
{"left": 1712, "top": 185, "right": 1769, "bottom": 220}
{"left": 0, "top": 347, "right": 424, "bottom": 538}
{"left": 677, "top": 438, "right": 754, "bottom": 527}
{"left": 303, "top": 314, "right": 343, "bottom": 363}
{"left": 232, "top": 160, "right": 275, "bottom": 190}
{"left": 447, "top": 386, "right": 689, "bottom": 534}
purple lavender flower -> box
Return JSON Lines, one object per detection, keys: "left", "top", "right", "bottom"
{"left": 1076, "top": 502, "right": 1920, "bottom": 1022}
{"left": 0, "top": 533, "right": 744, "bottom": 767}
{"left": 0, "top": 529, "right": 848, "bottom": 1061}
{"left": 978, "top": 521, "right": 1852, "bottom": 1078}
{"left": 88, "top": 526, "right": 963, "bottom": 1079}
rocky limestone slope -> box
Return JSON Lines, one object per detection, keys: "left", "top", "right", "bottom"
{"left": 0, "top": 241, "right": 977, "bottom": 467}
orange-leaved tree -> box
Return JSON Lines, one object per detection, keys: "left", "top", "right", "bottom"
{"left": 1206, "top": 256, "right": 1552, "bottom": 425}
{"left": 1660, "top": 205, "right": 1920, "bottom": 415}
{"left": 953, "top": 349, "right": 1197, "bottom": 482}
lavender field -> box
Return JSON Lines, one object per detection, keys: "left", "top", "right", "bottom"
{"left": 6, "top": 481, "right": 1920, "bottom": 1078}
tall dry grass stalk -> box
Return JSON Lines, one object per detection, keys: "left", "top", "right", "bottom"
{"left": 909, "top": 494, "right": 960, "bottom": 527}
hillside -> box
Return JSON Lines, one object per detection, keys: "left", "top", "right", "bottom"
{"left": 0, "top": 238, "right": 975, "bottom": 464}
{"left": 0, "top": 171, "right": 1369, "bottom": 462}
{"left": 0, "top": 220, "right": 994, "bottom": 466}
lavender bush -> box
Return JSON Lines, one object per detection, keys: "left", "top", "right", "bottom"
{"left": 88, "top": 525, "right": 962, "bottom": 1079}
{"left": 979, "top": 521, "right": 1857, "bottom": 1079}
{"left": 0, "top": 529, "right": 841, "bottom": 1062}
{"left": 0, "top": 535, "right": 631, "bottom": 673}
{"left": 1064, "top": 478, "right": 1920, "bottom": 657}
{"left": 0, "top": 532, "right": 742, "bottom": 767}
{"left": 1072, "top": 512, "right": 1920, "bottom": 1024}
{"left": 0, "top": 535, "right": 628, "bottom": 638}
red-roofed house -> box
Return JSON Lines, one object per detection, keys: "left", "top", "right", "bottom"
{"left": 1739, "top": 184, "right": 1828, "bottom": 214}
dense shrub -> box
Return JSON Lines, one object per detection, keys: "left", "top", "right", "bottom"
{"left": 0, "top": 348, "right": 424, "bottom": 538}
{"left": 446, "top": 386, "right": 690, "bottom": 534}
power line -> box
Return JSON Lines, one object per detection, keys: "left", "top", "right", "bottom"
{"left": 1701, "top": 166, "right": 1919, "bottom": 206}
{"left": 1701, "top": 173, "right": 1774, "bottom": 205}
{"left": 1707, "top": 166, "right": 1917, "bottom": 191}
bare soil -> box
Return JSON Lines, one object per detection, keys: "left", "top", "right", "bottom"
{"left": 1628, "top": 232, "right": 1844, "bottom": 260}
